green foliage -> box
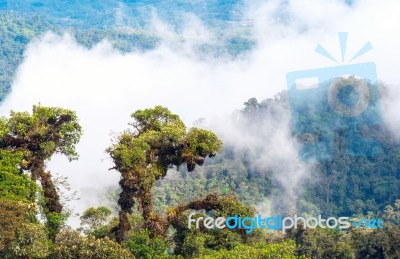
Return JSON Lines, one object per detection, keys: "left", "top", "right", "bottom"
{"left": 180, "top": 232, "right": 208, "bottom": 257}
{"left": 153, "top": 155, "right": 271, "bottom": 213}
{"left": 5, "top": 223, "right": 50, "bottom": 259}
{"left": 351, "top": 223, "right": 400, "bottom": 259}
{"left": 180, "top": 230, "right": 242, "bottom": 258}
{"left": 123, "top": 230, "right": 170, "bottom": 259}
{"left": 1, "top": 104, "right": 82, "bottom": 240}
{"left": 80, "top": 206, "right": 113, "bottom": 237}
{"left": 286, "top": 226, "right": 353, "bottom": 258}
{"left": 382, "top": 199, "right": 400, "bottom": 225}
{"left": 170, "top": 195, "right": 257, "bottom": 256}
{"left": 0, "top": 150, "right": 36, "bottom": 202}
{"left": 1, "top": 102, "right": 400, "bottom": 258}
{"left": 151, "top": 94, "right": 400, "bottom": 220}
{"left": 45, "top": 212, "right": 66, "bottom": 241}
{"left": 285, "top": 223, "right": 400, "bottom": 259}
{"left": 3, "top": 105, "right": 82, "bottom": 162}
{"left": 0, "top": 199, "right": 32, "bottom": 252}
{"left": 198, "top": 241, "right": 297, "bottom": 259}
{"left": 52, "top": 229, "right": 134, "bottom": 259}
{"left": 0, "top": 11, "right": 50, "bottom": 100}
{"left": 107, "top": 106, "right": 223, "bottom": 240}
{"left": 72, "top": 28, "right": 158, "bottom": 52}
{"left": 108, "top": 105, "right": 222, "bottom": 177}
{"left": 0, "top": 135, "right": 37, "bottom": 253}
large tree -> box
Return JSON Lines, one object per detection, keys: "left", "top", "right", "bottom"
{"left": 0, "top": 105, "right": 82, "bottom": 239}
{"left": 107, "top": 106, "right": 223, "bottom": 242}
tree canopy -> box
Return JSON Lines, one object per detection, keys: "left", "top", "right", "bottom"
{"left": 107, "top": 105, "right": 223, "bottom": 241}
{"left": 0, "top": 104, "right": 82, "bottom": 240}
{"left": 0, "top": 103, "right": 399, "bottom": 258}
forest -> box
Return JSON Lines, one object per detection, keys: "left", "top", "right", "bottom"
{"left": 0, "top": 10, "right": 253, "bottom": 101}
{"left": 0, "top": 103, "right": 399, "bottom": 258}
{"left": 1, "top": 3, "right": 400, "bottom": 258}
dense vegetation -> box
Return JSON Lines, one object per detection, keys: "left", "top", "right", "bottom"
{"left": 1, "top": 0, "right": 245, "bottom": 29}
{"left": 150, "top": 93, "right": 400, "bottom": 220}
{"left": 0, "top": 104, "right": 399, "bottom": 258}
{"left": 0, "top": 12, "right": 49, "bottom": 100}
{"left": 0, "top": 9, "right": 254, "bottom": 100}
{"left": 0, "top": 2, "right": 399, "bottom": 257}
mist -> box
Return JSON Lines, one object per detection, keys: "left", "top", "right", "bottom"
{"left": 208, "top": 95, "right": 312, "bottom": 214}
{"left": 1, "top": 0, "right": 400, "bottom": 226}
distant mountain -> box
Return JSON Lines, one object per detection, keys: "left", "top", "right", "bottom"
{"left": 0, "top": 1, "right": 257, "bottom": 101}
{"left": 0, "top": 0, "right": 244, "bottom": 29}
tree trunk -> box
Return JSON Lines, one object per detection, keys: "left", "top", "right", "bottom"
{"left": 30, "top": 159, "right": 63, "bottom": 240}
{"left": 115, "top": 211, "right": 131, "bottom": 243}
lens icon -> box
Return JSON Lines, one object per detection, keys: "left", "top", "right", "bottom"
{"left": 327, "top": 76, "right": 371, "bottom": 117}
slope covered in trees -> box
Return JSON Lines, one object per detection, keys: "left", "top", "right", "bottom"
{"left": 0, "top": 9, "right": 254, "bottom": 101}
{"left": 0, "top": 104, "right": 399, "bottom": 258}
{"left": 151, "top": 92, "right": 400, "bottom": 220}
{"left": 0, "top": 2, "right": 399, "bottom": 258}
{"left": 0, "top": 12, "right": 49, "bottom": 100}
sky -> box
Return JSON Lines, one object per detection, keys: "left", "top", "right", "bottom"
{"left": 1, "top": 0, "right": 400, "bottom": 226}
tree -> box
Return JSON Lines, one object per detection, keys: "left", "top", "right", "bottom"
{"left": 107, "top": 106, "right": 222, "bottom": 242}
{"left": 351, "top": 224, "right": 400, "bottom": 259}
{"left": 80, "top": 206, "right": 113, "bottom": 237}
{"left": 198, "top": 241, "right": 296, "bottom": 259}
{"left": 382, "top": 199, "right": 400, "bottom": 225}
{"left": 52, "top": 228, "right": 133, "bottom": 259}
{"left": 123, "top": 229, "right": 170, "bottom": 259}
{"left": 167, "top": 194, "right": 256, "bottom": 256}
{"left": 5, "top": 223, "right": 50, "bottom": 258}
{"left": 0, "top": 150, "right": 38, "bottom": 255}
{"left": 0, "top": 150, "right": 37, "bottom": 203}
{"left": 286, "top": 224, "right": 353, "bottom": 258}
{"left": 242, "top": 97, "right": 260, "bottom": 115}
{"left": 0, "top": 199, "right": 32, "bottom": 254}
{"left": 0, "top": 105, "right": 82, "bottom": 239}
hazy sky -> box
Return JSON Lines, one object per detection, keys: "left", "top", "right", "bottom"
{"left": 1, "top": 0, "right": 400, "bottom": 226}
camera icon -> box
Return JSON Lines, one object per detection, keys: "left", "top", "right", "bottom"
{"left": 287, "top": 59, "right": 382, "bottom": 160}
